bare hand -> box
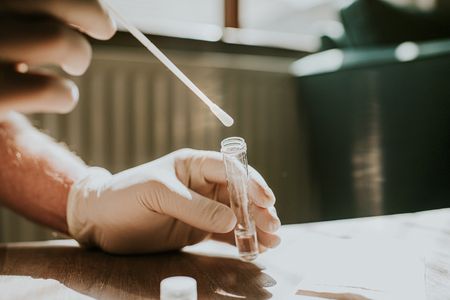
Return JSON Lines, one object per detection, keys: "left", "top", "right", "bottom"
{"left": 0, "top": 0, "right": 116, "bottom": 116}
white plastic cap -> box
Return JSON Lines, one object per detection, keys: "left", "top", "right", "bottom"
{"left": 160, "top": 276, "right": 197, "bottom": 300}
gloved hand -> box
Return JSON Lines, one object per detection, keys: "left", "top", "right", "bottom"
{"left": 67, "top": 149, "right": 281, "bottom": 254}
{"left": 0, "top": 0, "right": 116, "bottom": 117}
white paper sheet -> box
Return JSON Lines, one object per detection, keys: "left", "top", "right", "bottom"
{"left": 0, "top": 276, "right": 94, "bottom": 300}
{"left": 294, "top": 238, "right": 426, "bottom": 300}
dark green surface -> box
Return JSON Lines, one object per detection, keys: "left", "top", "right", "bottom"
{"left": 340, "top": 0, "right": 450, "bottom": 48}
{"left": 295, "top": 42, "right": 450, "bottom": 220}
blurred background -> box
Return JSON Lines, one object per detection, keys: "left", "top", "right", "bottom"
{"left": 1, "top": 0, "right": 449, "bottom": 242}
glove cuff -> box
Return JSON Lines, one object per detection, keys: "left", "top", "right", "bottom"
{"left": 67, "top": 166, "right": 112, "bottom": 246}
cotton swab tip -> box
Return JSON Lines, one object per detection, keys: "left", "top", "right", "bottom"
{"left": 210, "top": 104, "right": 234, "bottom": 127}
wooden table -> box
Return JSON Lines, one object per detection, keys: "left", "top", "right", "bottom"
{"left": 0, "top": 209, "right": 449, "bottom": 299}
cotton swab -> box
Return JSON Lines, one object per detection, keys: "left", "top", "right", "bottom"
{"left": 103, "top": 1, "right": 234, "bottom": 127}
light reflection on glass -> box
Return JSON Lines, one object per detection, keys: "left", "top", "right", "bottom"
{"left": 351, "top": 73, "right": 384, "bottom": 216}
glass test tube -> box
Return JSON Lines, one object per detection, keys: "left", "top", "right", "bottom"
{"left": 221, "top": 137, "right": 259, "bottom": 261}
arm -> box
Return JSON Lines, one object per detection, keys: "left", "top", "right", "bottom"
{"left": 0, "top": 113, "right": 88, "bottom": 233}
{"left": 0, "top": 0, "right": 281, "bottom": 253}
{"left": 0, "top": 0, "right": 116, "bottom": 233}
{"left": 0, "top": 113, "right": 281, "bottom": 254}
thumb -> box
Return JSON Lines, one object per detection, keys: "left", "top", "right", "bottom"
{"left": 159, "top": 188, "right": 237, "bottom": 234}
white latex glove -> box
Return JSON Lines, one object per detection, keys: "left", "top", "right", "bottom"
{"left": 67, "top": 149, "right": 281, "bottom": 254}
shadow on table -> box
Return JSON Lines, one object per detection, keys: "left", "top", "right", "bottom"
{"left": 0, "top": 244, "right": 274, "bottom": 299}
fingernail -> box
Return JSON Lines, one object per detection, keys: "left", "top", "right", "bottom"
{"left": 264, "top": 187, "right": 275, "bottom": 200}
{"left": 272, "top": 236, "right": 281, "bottom": 248}
{"left": 222, "top": 209, "right": 237, "bottom": 233}
{"left": 270, "top": 218, "right": 281, "bottom": 232}
{"left": 57, "top": 80, "right": 79, "bottom": 114}
{"left": 69, "top": 81, "right": 79, "bottom": 103}
{"left": 109, "top": 15, "right": 117, "bottom": 37}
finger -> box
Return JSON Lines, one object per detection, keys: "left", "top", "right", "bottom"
{"left": 174, "top": 149, "right": 229, "bottom": 201}
{"left": 1, "top": 0, "right": 116, "bottom": 40}
{"left": 259, "top": 244, "right": 268, "bottom": 253}
{"left": 175, "top": 149, "right": 276, "bottom": 210}
{"left": 257, "top": 228, "right": 281, "bottom": 249}
{"left": 0, "top": 67, "right": 78, "bottom": 115}
{"left": 180, "top": 150, "right": 228, "bottom": 185}
{"left": 159, "top": 187, "right": 237, "bottom": 234}
{"left": 248, "top": 166, "right": 276, "bottom": 208}
{"left": 0, "top": 15, "right": 92, "bottom": 76}
{"left": 252, "top": 205, "right": 281, "bottom": 233}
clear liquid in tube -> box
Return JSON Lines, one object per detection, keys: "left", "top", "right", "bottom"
{"left": 235, "top": 226, "right": 258, "bottom": 261}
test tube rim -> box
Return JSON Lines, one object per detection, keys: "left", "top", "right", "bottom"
{"left": 220, "top": 137, "right": 247, "bottom": 154}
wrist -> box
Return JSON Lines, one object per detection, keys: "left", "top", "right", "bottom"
{"left": 0, "top": 112, "right": 32, "bottom": 133}
{"left": 66, "top": 166, "right": 112, "bottom": 246}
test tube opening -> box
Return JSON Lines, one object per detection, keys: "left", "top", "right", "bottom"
{"left": 221, "top": 137, "right": 258, "bottom": 261}
{"left": 220, "top": 137, "right": 247, "bottom": 154}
